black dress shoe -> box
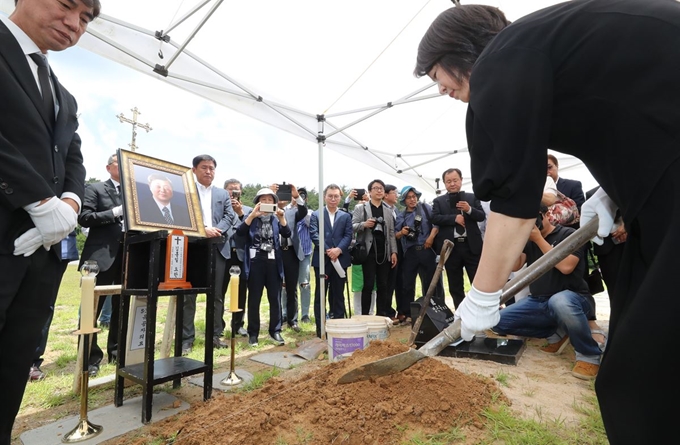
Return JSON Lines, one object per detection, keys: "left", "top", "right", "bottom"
{"left": 248, "top": 335, "right": 259, "bottom": 347}
{"left": 270, "top": 332, "right": 285, "bottom": 346}
{"left": 237, "top": 327, "right": 248, "bottom": 338}
{"left": 288, "top": 323, "right": 301, "bottom": 333}
{"left": 108, "top": 351, "right": 118, "bottom": 365}
{"left": 181, "top": 341, "right": 193, "bottom": 356}
{"left": 213, "top": 337, "right": 229, "bottom": 349}
{"left": 88, "top": 364, "right": 99, "bottom": 377}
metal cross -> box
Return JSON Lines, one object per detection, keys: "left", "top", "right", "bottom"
{"left": 116, "top": 107, "right": 152, "bottom": 152}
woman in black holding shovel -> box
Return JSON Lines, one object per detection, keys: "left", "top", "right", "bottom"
{"left": 415, "top": 1, "right": 680, "bottom": 444}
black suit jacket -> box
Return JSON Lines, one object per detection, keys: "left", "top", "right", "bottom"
{"left": 556, "top": 177, "right": 586, "bottom": 210}
{"left": 0, "top": 20, "right": 85, "bottom": 255}
{"left": 78, "top": 180, "right": 124, "bottom": 272}
{"left": 431, "top": 192, "right": 486, "bottom": 255}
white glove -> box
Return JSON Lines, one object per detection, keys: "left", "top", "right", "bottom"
{"left": 113, "top": 205, "right": 124, "bottom": 218}
{"left": 580, "top": 187, "right": 617, "bottom": 246}
{"left": 454, "top": 285, "right": 502, "bottom": 341}
{"left": 14, "top": 198, "right": 78, "bottom": 256}
{"left": 13, "top": 228, "right": 44, "bottom": 257}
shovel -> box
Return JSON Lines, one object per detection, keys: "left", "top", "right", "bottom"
{"left": 338, "top": 217, "right": 599, "bottom": 384}
{"left": 407, "top": 239, "right": 454, "bottom": 346}
{"left": 293, "top": 338, "right": 328, "bottom": 361}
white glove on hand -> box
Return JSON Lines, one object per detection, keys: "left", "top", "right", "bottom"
{"left": 14, "top": 198, "right": 78, "bottom": 256}
{"left": 454, "top": 285, "right": 502, "bottom": 341}
{"left": 580, "top": 187, "right": 617, "bottom": 246}
{"left": 113, "top": 205, "right": 123, "bottom": 218}
{"left": 13, "top": 228, "right": 44, "bottom": 257}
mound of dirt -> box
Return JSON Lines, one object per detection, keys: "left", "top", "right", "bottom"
{"left": 133, "top": 341, "right": 507, "bottom": 445}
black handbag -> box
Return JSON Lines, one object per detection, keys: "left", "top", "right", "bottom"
{"left": 350, "top": 205, "right": 370, "bottom": 265}
{"left": 585, "top": 245, "right": 605, "bottom": 295}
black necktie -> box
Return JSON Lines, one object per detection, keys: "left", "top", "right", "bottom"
{"left": 29, "top": 53, "right": 55, "bottom": 124}
{"left": 455, "top": 219, "right": 465, "bottom": 236}
{"left": 116, "top": 185, "right": 121, "bottom": 195}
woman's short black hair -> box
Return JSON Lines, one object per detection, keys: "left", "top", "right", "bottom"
{"left": 415, "top": 5, "right": 510, "bottom": 81}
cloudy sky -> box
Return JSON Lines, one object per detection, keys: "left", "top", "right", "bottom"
{"left": 2, "top": 0, "right": 597, "bottom": 199}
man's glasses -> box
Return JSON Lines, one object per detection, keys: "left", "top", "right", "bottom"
{"left": 370, "top": 186, "right": 384, "bottom": 191}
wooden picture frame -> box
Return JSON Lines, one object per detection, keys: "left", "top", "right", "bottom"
{"left": 118, "top": 149, "right": 205, "bottom": 237}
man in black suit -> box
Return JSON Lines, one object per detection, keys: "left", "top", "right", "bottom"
{"left": 78, "top": 154, "right": 125, "bottom": 374}
{"left": 431, "top": 168, "right": 486, "bottom": 309}
{"left": 181, "top": 155, "right": 236, "bottom": 355}
{"left": 138, "top": 174, "right": 192, "bottom": 227}
{"left": 0, "top": 0, "right": 100, "bottom": 441}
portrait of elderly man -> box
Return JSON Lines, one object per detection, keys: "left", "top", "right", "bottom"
{"left": 138, "top": 173, "right": 192, "bottom": 227}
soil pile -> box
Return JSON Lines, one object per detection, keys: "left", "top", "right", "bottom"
{"left": 130, "top": 340, "right": 506, "bottom": 445}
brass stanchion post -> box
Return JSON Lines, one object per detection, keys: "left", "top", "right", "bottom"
{"left": 64, "top": 261, "right": 103, "bottom": 443}
{"left": 220, "top": 266, "right": 243, "bottom": 386}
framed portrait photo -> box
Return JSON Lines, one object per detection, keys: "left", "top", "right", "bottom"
{"left": 118, "top": 149, "right": 206, "bottom": 237}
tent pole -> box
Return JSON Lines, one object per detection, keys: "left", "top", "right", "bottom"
{"left": 317, "top": 115, "right": 327, "bottom": 340}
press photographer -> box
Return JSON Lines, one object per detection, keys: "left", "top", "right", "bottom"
{"left": 352, "top": 179, "right": 398, "bottom": 317}
{"left": 396, "top": 186, "right": 444, "bottom": 314}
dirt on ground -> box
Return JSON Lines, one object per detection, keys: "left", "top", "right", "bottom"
{"left": 14, "top": 318, "right": 607, "bottom": 445}
{"left": 120, "top": 340, "right": 505, "bottom": 445}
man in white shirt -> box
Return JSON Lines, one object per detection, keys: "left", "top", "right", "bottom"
{"left": 0, "top": 0, "right": 100, "bottom": 441}
{"left": 181, "top": 155, "right": 237, "bottom": 355}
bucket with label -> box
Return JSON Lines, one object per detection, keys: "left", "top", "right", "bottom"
{"left": 325, "top": 319, "right": 368, "bottom": 361}
{"left": 351, "top": 315, "right": 391, "bottom": 343}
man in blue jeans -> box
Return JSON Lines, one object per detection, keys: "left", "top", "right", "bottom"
{"left": 492, "top": 205, "right": 602, "bottom": 380}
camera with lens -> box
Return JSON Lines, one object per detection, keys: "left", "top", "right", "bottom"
{"left": 231, "top": 190, "right": 241, "bottom": 201}
{"left": 260, "top": 242, "right": 273, "bottom": 253}
{"left": 405, "top": 214, "right": 422, "bottom": 240}
{"left": 372, "top": 216, "right": 385, "bottom": 233}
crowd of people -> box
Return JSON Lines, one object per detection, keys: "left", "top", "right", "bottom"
{"left": 1, "top": 0, "right": 672, "bottom": 444}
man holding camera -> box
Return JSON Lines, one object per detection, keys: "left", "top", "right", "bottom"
{"left": 273, "top": 183, "right": 308, "bottom": 332}
{"left": 352, "top": 179, "right": 398, "bottom": 317}
{"left": 491, "top": 205, "right": 601, "bottom": 380}
{"left": 223, "top": 178, "right": 251, "bottom": 338}
{"left": 396, "top": 186, "right": 442, "bottom": 318}
{"left": 431, "top": 168, "right": 485, "bottom": 309}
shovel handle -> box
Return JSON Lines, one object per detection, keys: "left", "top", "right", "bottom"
{"left": 418, "top": 217, "right": 599, "bottom": 358}
{"left": 407, "top": 239, "right": 454, "bottom": 346}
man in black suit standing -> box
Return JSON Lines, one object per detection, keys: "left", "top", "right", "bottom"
{"left": 0, "top": 0, "right": 100, "bottom": 441}
{"left": 432, "top": 168, "right": 486, "bottom": 309}
{"left": 138, "top": 174, "right": 192, "bottom": 227}
{"left": 78, "top": 154, "right": 124, "bottom": 374}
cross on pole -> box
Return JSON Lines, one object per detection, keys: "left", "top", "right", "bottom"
{"left": 117, "top": 107, "right": 152, "bottom": 152}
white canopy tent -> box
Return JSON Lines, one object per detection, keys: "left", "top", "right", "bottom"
{"left": 0, "top": 0, "right": 597, "bottom": 197}
{"left": 1, "top": 0, "right": 598, "bottom": 333}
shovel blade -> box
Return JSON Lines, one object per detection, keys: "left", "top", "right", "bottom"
{"left": 293, "top": 338, "right": 327, "bottom": 361}
{"left": 337, "top": 348, "right": 426, "bottom": 384}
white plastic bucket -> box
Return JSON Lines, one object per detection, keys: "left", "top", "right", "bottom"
{"left": 352, "top": 315, "right": 391, "bottom": 342}
{"left": 325, "top": 319, "right": 368, "bottom": 361}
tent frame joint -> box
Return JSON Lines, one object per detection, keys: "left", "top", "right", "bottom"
{"left": 153, "top": 64, "right": 169, "bottom": 77}
{"left": 154, "top": 30, "right": 171, "bottom": 43}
